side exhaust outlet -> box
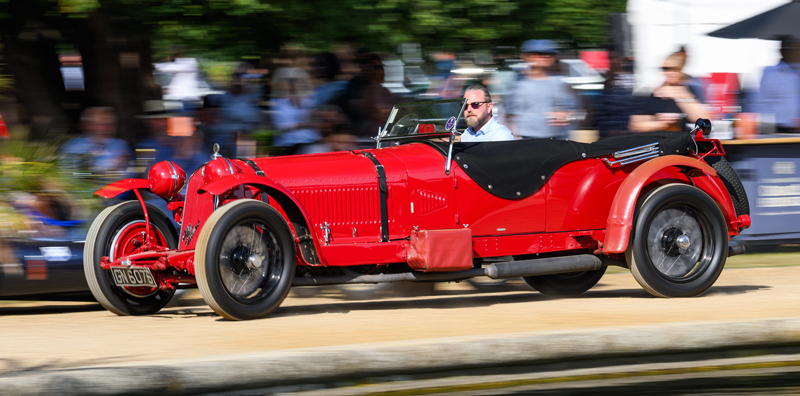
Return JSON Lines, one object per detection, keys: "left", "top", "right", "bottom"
{"left": 728, "top": 242, "right": 745, "bottom": 257}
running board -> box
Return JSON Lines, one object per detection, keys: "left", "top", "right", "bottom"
{"left": 293, "top": 254, "right": 606, "bottom": 286}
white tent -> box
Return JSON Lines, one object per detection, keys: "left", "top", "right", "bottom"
{"left": 627, "top": 0, "right": 789, "bottom": 91}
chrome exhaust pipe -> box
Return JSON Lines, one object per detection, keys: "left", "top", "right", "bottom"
{"left": 728, "top": 242, "right": 746, "bottom": 257}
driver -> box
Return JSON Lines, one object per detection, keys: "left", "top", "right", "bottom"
{"left": 460, "top": 85, "right": 514, "bottom": 142}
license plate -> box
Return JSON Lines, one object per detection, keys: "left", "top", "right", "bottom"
{"left": 110, "top": 267, "right": 157, "bottom": 287}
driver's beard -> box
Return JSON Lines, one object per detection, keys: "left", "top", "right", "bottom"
{"left": 466, "top": 113, "right": 487, "bottom": 129}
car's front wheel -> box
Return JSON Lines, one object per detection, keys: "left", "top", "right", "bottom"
{"left": 195, "top": 199, "right": 295, "bottom": 320}
{"left": 626, "top": 184, "right": 728, "bottom": 298}
{"left": 84, "top": 201, "right": 177, "bottom": 315}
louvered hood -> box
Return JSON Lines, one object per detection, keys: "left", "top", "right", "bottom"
{"left": 248, "top": 149, "right": 411, "bottom": 242}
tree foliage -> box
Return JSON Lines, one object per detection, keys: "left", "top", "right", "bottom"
{"left": 0, "top": 0, "right": 625, "bottom": 142}
{"left": 21, "top": 0, "right": 622, "bottom": 60}
{"left": 2, "top": 0, "right": 627, "bottom": 60}
{"left": 0, "top": 0, "right": 625, "bottom": 57}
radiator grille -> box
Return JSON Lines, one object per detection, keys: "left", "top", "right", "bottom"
{"left": 291, "top": 187, "right": 393, "bottom": 226}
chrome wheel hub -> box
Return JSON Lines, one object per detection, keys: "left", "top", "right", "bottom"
{"left": 676, "top": 234, "right": 691, "bottom": 250}
{"left": 647, "top": 208, "right": 703, "bottom": 279}
{"left": 246, "top": 254, "right": 264, "bottom": 270}
{"left": 219, "top": 222, "right": 279, "bottom": 301}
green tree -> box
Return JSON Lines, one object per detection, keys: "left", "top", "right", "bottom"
{"left": 0, "top": 0, "right": 626, "bottom": 143}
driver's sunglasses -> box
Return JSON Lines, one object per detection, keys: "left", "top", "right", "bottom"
{"left": 466, "top": 101, "right": 490, "bottom": 110}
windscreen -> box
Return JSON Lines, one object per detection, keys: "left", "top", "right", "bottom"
{"left": 381, "top": 99, "right": 466, "bottom": 138}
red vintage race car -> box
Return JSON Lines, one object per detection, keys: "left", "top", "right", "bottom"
{"left": 85, "top": 99, "right": 751, "bottom": 320}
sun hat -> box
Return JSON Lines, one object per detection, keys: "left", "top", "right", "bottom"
{"left": 520, "top": 39, "right": 559, "bottom": 54}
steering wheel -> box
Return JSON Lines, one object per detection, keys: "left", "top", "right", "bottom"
{"left": 389, "top": 114, "right": 419, "bottom": 136}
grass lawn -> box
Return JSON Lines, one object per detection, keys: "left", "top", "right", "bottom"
{"left": 606, "top": 250, "right": 800, "bottom": 274}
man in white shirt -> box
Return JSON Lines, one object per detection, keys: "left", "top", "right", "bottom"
{"left": 506, "top": 39, "right": 576, "bottom": 139}
{"left": 754, "top": 38, "right": 800, "bottom": 133}
{"left": 460, "top": 84, "right": 515, "bottom": 142}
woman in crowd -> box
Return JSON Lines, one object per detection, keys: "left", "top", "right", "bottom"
{"left": 629, "top": 51, "right": 707, "bottom": 132}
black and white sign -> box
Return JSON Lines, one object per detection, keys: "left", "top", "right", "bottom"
{"left": 110, "top": 267, "right": 157, "bottom": 287}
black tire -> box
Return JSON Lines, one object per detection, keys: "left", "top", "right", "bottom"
{"left": 339, "top": 283, "right": 393, "bottom": 300}
{"left": 195, "top": 199, "right": 295, "bottom": 320}
{"left": 339, "top": 282, "right": 436, "bottom": 300}
{"left": 291, "top": 286, "right": 323, "bottom": 298}
{"left": 467, "top": 277, "right": 510, "bottom": 292}
{"left": 84, "top": 201, "right": 178, "bottom": 315}
{"left": 705, "top": 156, "right": 749, "bottom": 217}
{"left": 523, "top": 267, "right": 607, "bottom": 296}
{"left": 626, "top": 184, "right": 728, "bottom": 298}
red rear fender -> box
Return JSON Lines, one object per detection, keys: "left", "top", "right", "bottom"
{"left": 604, "top": 156, "right": 735, "bottom": 254}
{"left": 94, "top": 178, "right": 150, "bottom": 198}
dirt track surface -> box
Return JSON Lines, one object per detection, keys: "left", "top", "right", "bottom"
{"left": 1, "top": 266, "right": 799, "bottom": 375}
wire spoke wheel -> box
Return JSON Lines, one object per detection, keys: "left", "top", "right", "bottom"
{"left": 196, "top": 199, "right": 295, "bottom": 320}
{"left": 645, "top": 207, "right": 708, "bottom": 281}
{"left": 84, "top": 201, "right": 177, "bottom": 315}
{"left": 109, "top": 220, "right": 170, "bottom": 298}
{"left": 218, "top": 221, "right": 282, "bottom": 303}
{"left": 627, "top": 184, "right": 728, "bottom": 298}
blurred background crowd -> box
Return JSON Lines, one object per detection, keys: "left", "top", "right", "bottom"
{"left": 0, "top": 0, "right": 798, "bottom": 238}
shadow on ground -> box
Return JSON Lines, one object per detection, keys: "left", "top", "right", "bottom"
{"left": 155, "top": 283, "right": 771, "bottom": 321}
{"left": 0, "top": 302, "right": 103, "bottom": 316}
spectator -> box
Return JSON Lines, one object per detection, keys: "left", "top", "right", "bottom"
{"left": 270, "top": 66, "right": 320, "bottom": 155}
{"left": 460, "top": 84, "right": 514, "bottom": 142}
{"left": 676, "top": 46, "right": 706, "bottom": 104}
{"left": 629, "top": 52, "right": 707, "bottom": 133}
{"left": 754, "top": 37, "right": 800, "bottom": 133}
{"left": 170, "top": 127, "right": 207, "bottom": 174}
{"left": 596, "top": 51, "right": 637, "bottom": 138}
{"left": 134, "top": 100, "right": 180, "bottom": 173}
{"left": 219, "top": 66, "right": 262, "bottom": 157}
{"left": 61, "top": 107, "right": 131, "bottom": 181}
{"left": 506, "top": 39, "right": 577, "bottom": 139}
{"left": 199, "top": 94, "right": 226, "bottom": 155}
{"left": 340, "top": 50, "right": 396, "bottom": 138}
{"left": 298, "top": 105, "right": 355, "bottom": 154}
{"left": 312, "top": 52, "right": 348, "bottom": 108}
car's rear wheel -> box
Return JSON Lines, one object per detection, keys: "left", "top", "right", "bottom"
{"left": 338, "top": 283, "right": 392, "bottom": 300}
{"left": 523, "top": 267, "right": 606, "bottom": 296}
{"left": 291, "top": 286, "right": 324, "bottom": 298}
{"left": 84, "top": 201, "right": 177, "bottom": 315}
{"left": 195, "top": 199, "right": 295, "bottom": 320}
{"left": 626, "top": 184, "right": 728, "bottom": 298}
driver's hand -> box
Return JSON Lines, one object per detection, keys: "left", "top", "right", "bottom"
{"left": 433, "top": 135, "right": 460, "bottom": 142}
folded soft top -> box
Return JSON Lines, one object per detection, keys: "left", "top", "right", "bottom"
{"left": 430, "top": 132, "right": 695, "bottom": 199}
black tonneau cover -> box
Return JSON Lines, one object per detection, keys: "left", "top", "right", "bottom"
{"left": 431, "top": 132, "right": 695, "bottom": 199}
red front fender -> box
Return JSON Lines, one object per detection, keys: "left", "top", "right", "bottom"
{"left": 200, "top": 173, "right": 327, "bottom": 266}
{"left": 199, "top": 173, "right": 307, "bottom": 204}
{"left": 604, "top": 155, "right": 734, "bottom": 254}
{"left": 94, "top": 178, "right": 150, "bottom": 198}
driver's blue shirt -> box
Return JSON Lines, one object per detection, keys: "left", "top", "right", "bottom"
{"left": 461, "top": 116, "right": 515, "bottom": 142}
